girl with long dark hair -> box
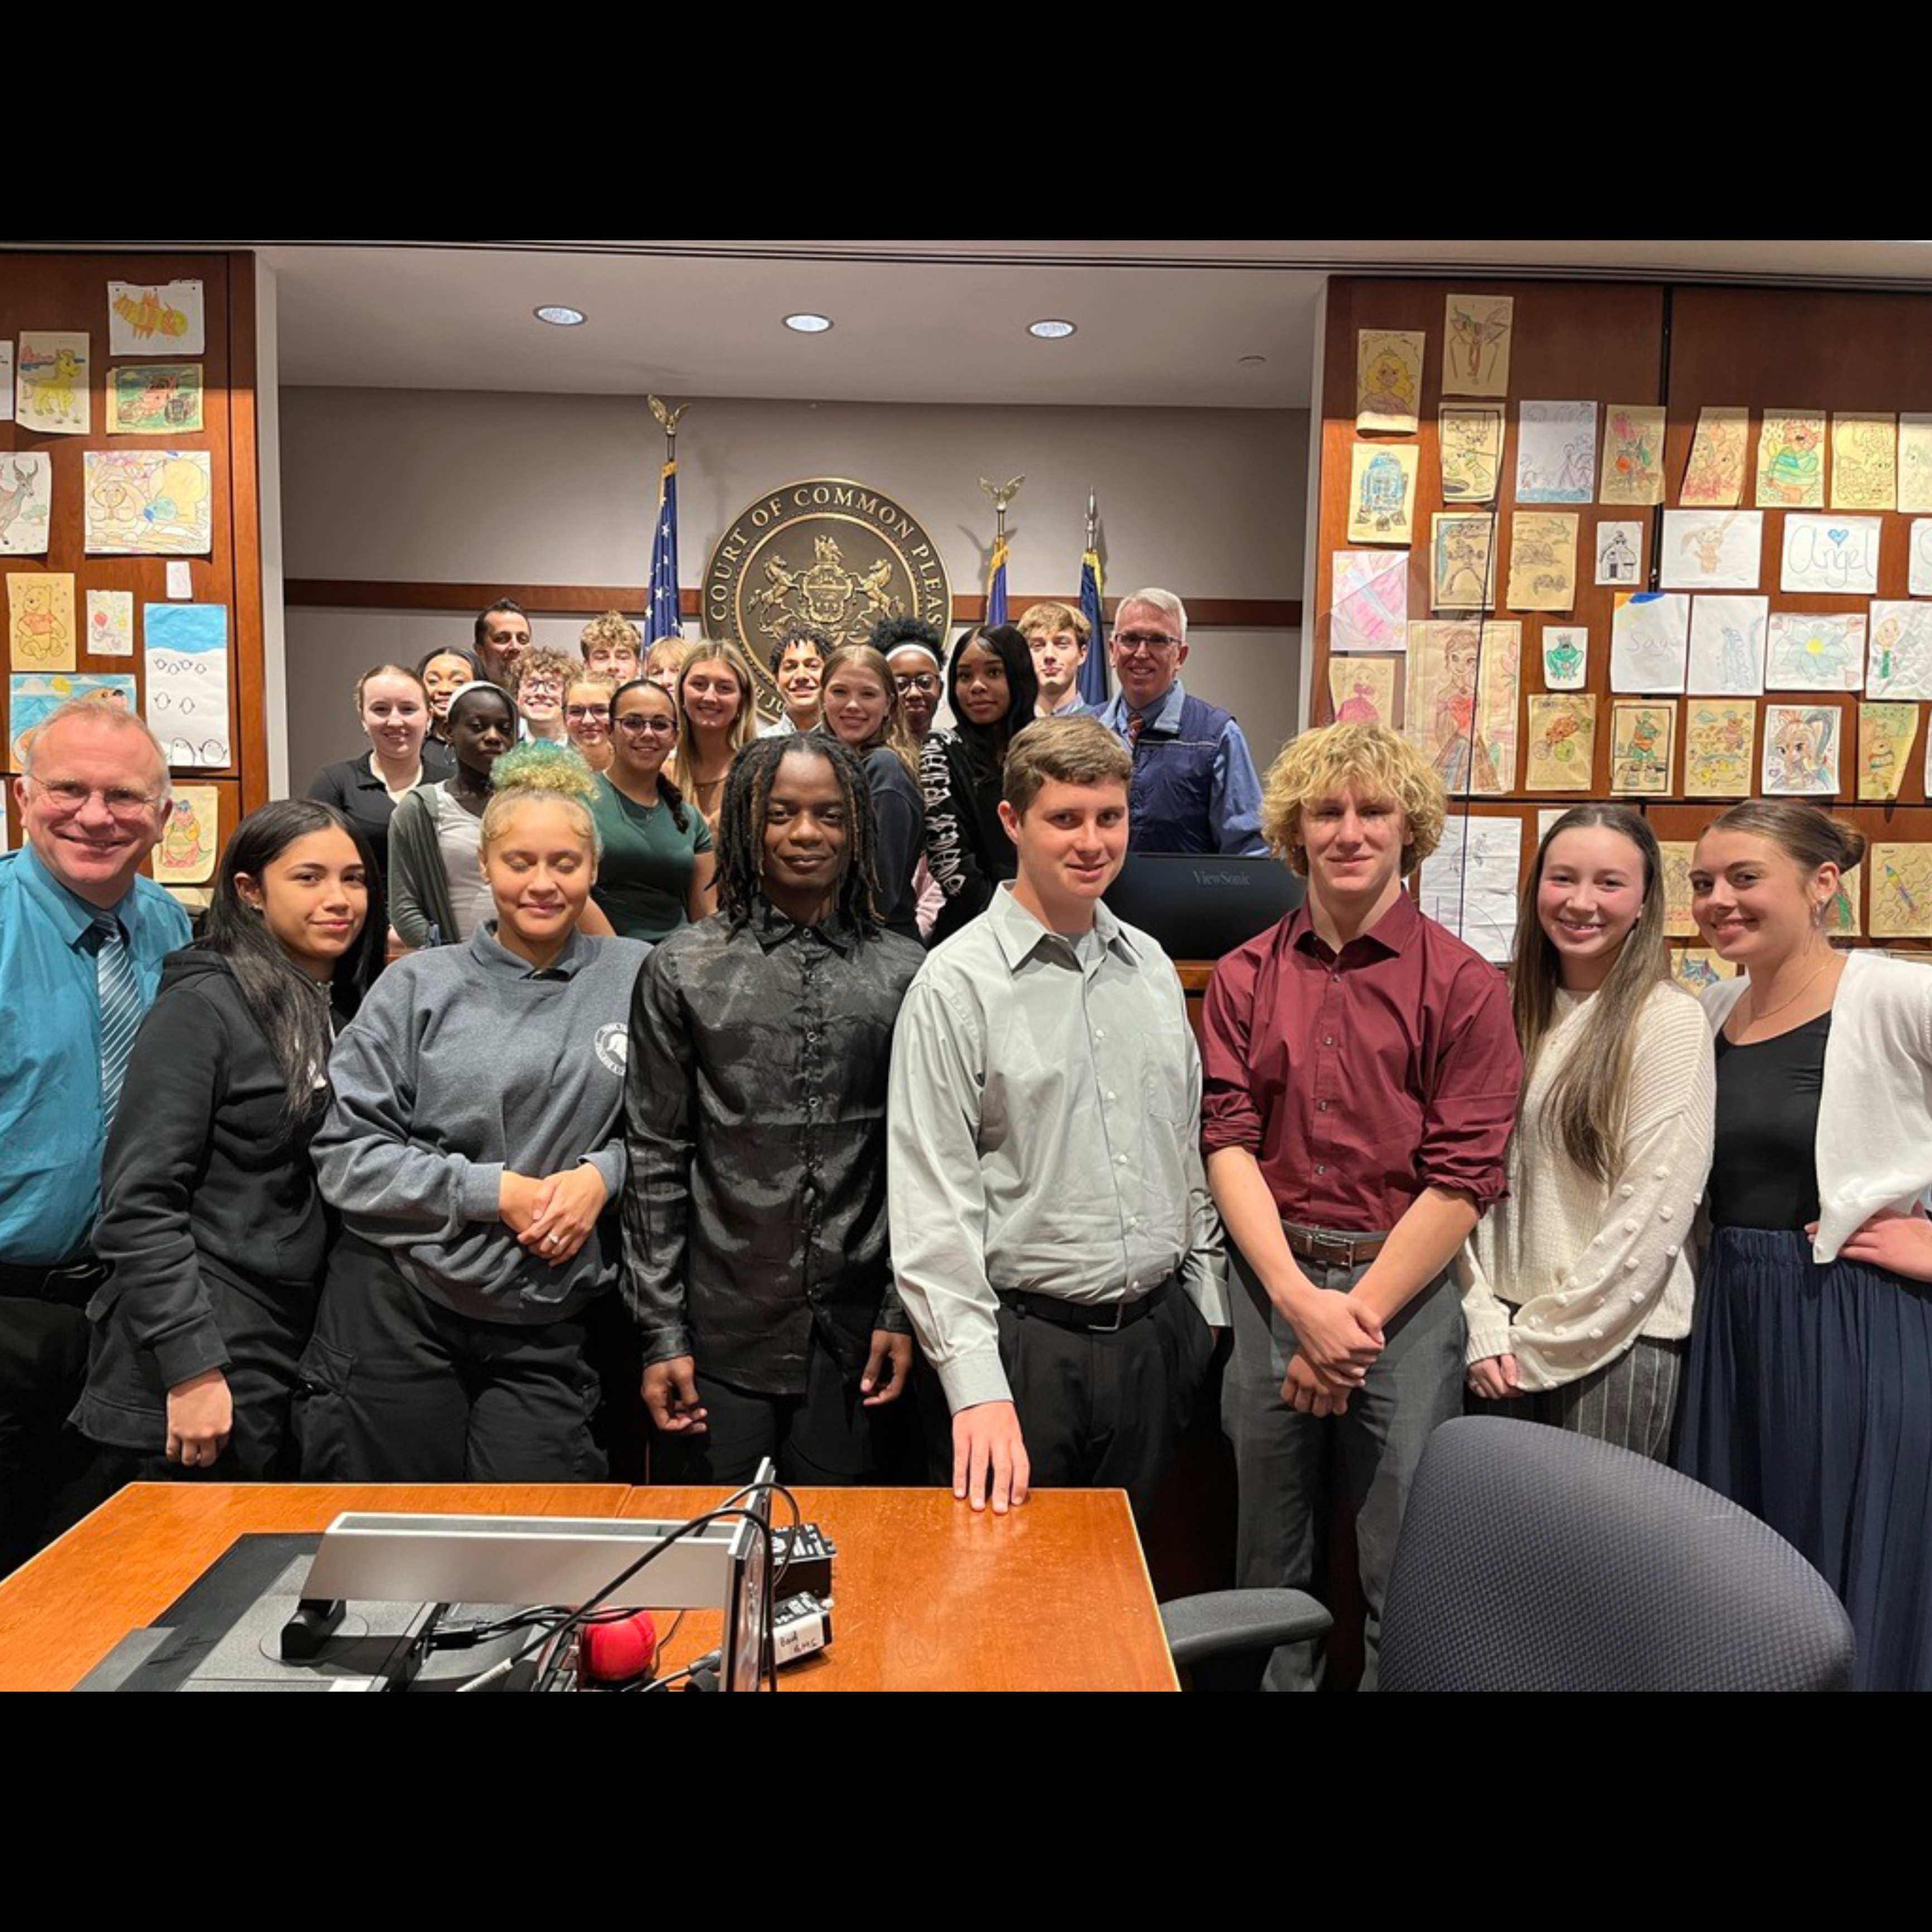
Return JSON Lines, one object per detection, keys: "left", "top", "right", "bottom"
{"left": 73, "top": 800, "right": 382, "bottom": 1477}
{"left": 919, "top": 622, "right": 1038, "bottom": 945}
{"left": 1458, "top": 804, "right": 1714, "bottom": 1456}
{"left": 588, "top": 677, "right": 716, "bottom": 941}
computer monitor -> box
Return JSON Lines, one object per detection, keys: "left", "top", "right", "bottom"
{"left": 722, "top": 1457, "right": 778, "bottom": 1694}
{"left": 1102, "top": 851, "right": 1302, "bottom": 960}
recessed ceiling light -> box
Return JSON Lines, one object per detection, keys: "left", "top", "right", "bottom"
{"left": 1238, "top": 354, "right": 1268, "bottom": 366}
{"left": 534, "top": 305, "right": 586, "bottom": 326}
{"left": 785, "top": 313, "right": 834, "bottom": 334}
{"left": 1028, "top": 318, "right": 1078, "bottom": 340}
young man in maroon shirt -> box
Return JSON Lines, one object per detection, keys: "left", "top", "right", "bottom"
{"left": 1201, "top": 723, "right": 1522, "bottom": 1690}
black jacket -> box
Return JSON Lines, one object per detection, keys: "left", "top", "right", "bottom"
{"left": 73, "top": 948, "right": 339, "bottom": 1450}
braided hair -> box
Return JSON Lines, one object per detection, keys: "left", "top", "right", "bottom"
{"left": 713, "top": 734, "right": 881, "bottom": 938}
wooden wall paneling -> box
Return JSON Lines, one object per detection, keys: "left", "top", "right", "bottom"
{"left": 225, "top": 252, "right": 268, "bottom": 812}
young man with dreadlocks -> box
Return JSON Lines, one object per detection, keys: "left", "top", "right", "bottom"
{"left": 622, "top": 735, "right": 926, "bottom": 1482}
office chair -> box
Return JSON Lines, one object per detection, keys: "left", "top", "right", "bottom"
{"left": 1376, "top": 1416, "right": 1855, "bottom": 1692}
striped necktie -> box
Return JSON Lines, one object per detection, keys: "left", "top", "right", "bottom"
{"left": 90, "top": 911, "right": 142, "bottom": 1125}
{"left": 1127, "top": 711, "right": 1146, "bottom": 746}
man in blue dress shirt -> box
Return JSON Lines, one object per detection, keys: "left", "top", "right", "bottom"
{"left": 0, "top": 699, "right": 188, "bottom": 1569}
{"left": 1091, "top": 587, "right": 1269, "bottom": 856}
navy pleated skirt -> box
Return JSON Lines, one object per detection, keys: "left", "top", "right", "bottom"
{"left": 1677, "top": 1226, "right": 1932, "bottom": 1693}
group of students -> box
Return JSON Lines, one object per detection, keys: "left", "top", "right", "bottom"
{"left": 6, "top": 640, "right": 1932, "bottom": 1693}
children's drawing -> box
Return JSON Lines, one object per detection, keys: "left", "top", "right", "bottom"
{"left": 1866, "top": 601, "right": 1932, "bottom": 700}
{"left": 1330, "top": 549, "right": 1410, "bottom": 653}
{"left": 1764, "top": 611, "right": 1867, "bottom": 693}
{"left": 1438, "top": 405, "right": 1505, "bottom": 502}
{"left": 107, "top": 363, "right": 205, "bottom": 436}
{"left": 7, "top": 572, "right": 76, "bottom": 672}
{"left": 1356, "top": 330, "right": 1424, "bottom": 434}
{"left": 1683, "top": 699, "right": 1757, "bottom": 798}
{"left": 1524, "top": 694, "right": 1598, "bottom": 791}
{"left": 85, "top": 589, "right": 135, "bottom": 659}
{"left": 1404, "top": 620, "right": 1519, "bottom": 795}
{"left": 107, "top": 278, "right": 206, "bottom": 355}
{"left": 1826, "top": 873, "right": 1861, "bottom": 938}
{"left": 0, "top": 341, "right": 12, "bottom": 423}
{"left": 1609, "top": 700, "right": 1675, "bottom": 795}
{"left": 1779, "top": 514, "right": 1881, "bottom": 595}
{"left": 1870, "top": 844, "right": 1932, "bottom": 940}
{"left": 1609, "top": 591, "right": 1690, "bottom": 693}
{"left": 1913, "top": 520, "right": 1932, "bottom": 598}
{"left": 1443, "top": 293, "right": 1513, "bottom": 397}
{"left": 0, "top": 453, "right": 53, "bottom": 557}
{"left": 1681, "top": 406, "right": 1749, "bottom": 508}
{"left": 1670, "top": 946, "right": 1739, "bottom": 992}
{"left": 1593, "top": 520, "right": 1643, "bottom": 586}
{"left": 1327, "top": 655, "right": 1398, "bottom": 728}
{"left": 1858, "top": 701, "right": 1919, "bottom": 802}
{"left": 1598, "top": 404, "right": 1667, "bottom": 505}
{"left": 1761, "top": 703, "right": 1842, "bottom": 795}
{"left": 16, "top": 332, "right": 89, "bottom": 435}
{"left": 1515, "top": 401, "right": 1597, "bottom": 504}
{"left": 83, "top": 451, "right": 214, "bottom": 557}
{"left": 1419, "top": 815, "right": 1522, "bottom": 964}
{"left": 1659, "top": 509, "right": 1762, "bottom": 591}
{"left": 154, "top": 786, "right": 219, "bottom": 887}
{"left": 1659, "top": 842, "right": 1697, "bottom": 936}
{"left": 1756, "top": 412, "right": 1827, "bottom": 508}
{"left": 8, "top": 674, "right": 137, "bottom": 768}
{"left": 1899, "top": 416, "right": 1932, "bottom": 514}
{"left": 1830, "top": 413, "right": 1896, "bottom": 511}
{"left": 1347, "top": 441, "right": 1418, "bottom": 544}
{"left": 1505, "top": 512, "right": 1578, "bottom": 612}
{"left": 143, "top": 603, "right": 231, "bottom": 767}
{"left": 1541, "top": 625, "right": 1587, "bottom": 690}
{"left": 1430, "top": 514, "right": 1496, "bottom": 612}
{"left": 1687, "top": 595, "right": 1769, "bottom": 695}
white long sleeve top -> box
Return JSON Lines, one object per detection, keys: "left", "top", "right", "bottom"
{"left": 1458, "top": 980, "right": 1716, "bottom": 1389}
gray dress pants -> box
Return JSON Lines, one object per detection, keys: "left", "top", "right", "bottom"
{"left": 1223, "top": 1243, "right": 1463, "bottom": 1691}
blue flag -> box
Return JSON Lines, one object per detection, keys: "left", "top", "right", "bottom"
{"left": 648, "top": 460, "right": 681, "bottom": 643}
{"left": 1077, "top": 544, "right": 1109, "bottom": 706}
{"left": 986, "top": 537, "right": 1010, "bottom": 629}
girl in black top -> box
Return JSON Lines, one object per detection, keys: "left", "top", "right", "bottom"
{"left": 75, "top": 801, "right": 383, "bottom": 1477}
{"left": 307, "top": 662, "right": 452, "bottom": 895}
{"left": 918, "top": 622, "right": 1038, "bottom": 945}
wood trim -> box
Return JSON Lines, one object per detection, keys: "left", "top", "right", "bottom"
{"left": 227, "top": 252, "right": 270, "bottom": 813}
{"left": 283, "top": 579, "right": 1302, "bottom": 630}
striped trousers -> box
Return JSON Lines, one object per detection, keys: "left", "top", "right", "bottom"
{"left": 1483, "top": 1335, "right": 1685, "bottom": 1461}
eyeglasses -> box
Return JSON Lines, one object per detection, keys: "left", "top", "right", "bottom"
{"left": 565, "top": 704, "right": 611, "bottom": 722}
{"left": 893, "top": 673, "right": 941, "bottom": 694}
{"left": 27, "top": 777, "right": 163, "bottom": 820}
{"left": 615, "top": 714, "right": 678, "bottom": 736}
{"left": 1113, "top": 631, "right": 1181, "bottom": 655}
{"left": 519, "top": 680, "right": 564, "bottom": 700}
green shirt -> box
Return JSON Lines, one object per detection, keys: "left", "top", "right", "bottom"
{"left": 588, "top": 772, "right": 713, "bottom": 942}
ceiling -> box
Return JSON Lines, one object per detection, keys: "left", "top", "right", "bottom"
{"left": 52, "top": 241, "right": 1932, "bottom": 408}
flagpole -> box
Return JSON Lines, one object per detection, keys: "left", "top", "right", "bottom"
{"left": 647, "top": 395, "right": 688, "bottom": 643}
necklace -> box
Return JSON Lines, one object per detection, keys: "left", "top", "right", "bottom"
{"left": 1740, "top": 953, "right": 1833, "bottom": 1028}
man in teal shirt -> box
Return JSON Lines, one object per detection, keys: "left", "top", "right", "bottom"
{"left": 1, "top": 700, "right": 187, "bottom": 1568}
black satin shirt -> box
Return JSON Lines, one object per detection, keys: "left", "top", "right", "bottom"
{"left": 621, "top": 905, "right": 925, "bottom": 1393}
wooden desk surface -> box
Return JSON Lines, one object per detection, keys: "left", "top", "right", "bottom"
{"left": 624, "top": 1485, "right": 1178, "bottom": 1693}
{"left": 0, "top": 1482, "right": 631, "bottom": 1693}
{"left": 0, "top": 1483, "right": 1177, "bottom": 1692}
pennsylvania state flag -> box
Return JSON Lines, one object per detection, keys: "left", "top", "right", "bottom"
{"left": 648, "top": 461, "right": 681, "bottom": 643}
{"left": 987, "top": 535, "right": 1010, "bottom": 628}
{"left": 1077, "top": 544, "right": 1109, "bottom": 706}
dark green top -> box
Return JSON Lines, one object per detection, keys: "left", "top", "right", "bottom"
{"left": 588, "top": 772, "right": 714, "bottom": 943}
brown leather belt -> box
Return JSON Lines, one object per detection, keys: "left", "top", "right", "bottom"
{"left": 1283, "top": 1224, "right": 1390, "bottom": 1269}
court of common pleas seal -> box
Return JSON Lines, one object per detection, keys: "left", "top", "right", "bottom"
{"left": 703, "top": 477, "right": 953, "bottom": 706}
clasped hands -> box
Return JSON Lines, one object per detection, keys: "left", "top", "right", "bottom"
{"left": 499, "top": 1163, "right": 607, "bottom": 1266}
{"left": 1281, "top": 1288, "right": 1384, "bottom": 1417}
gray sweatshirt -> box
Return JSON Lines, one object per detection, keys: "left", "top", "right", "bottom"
{"left": 315, "top": 924, "right": 651, "bottom": 1325}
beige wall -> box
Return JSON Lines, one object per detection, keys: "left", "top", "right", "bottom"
{"left": 278, "top": 388, "right": 1307, "bottom": 785}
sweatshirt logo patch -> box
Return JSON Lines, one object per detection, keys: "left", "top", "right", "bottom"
{"left": 595, "top": 1023, "right": 629, "bottom": 1076}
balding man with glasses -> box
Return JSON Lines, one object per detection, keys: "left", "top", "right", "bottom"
{"left": 1091, "top": 587, "right": 1267, "bottom": 856}
{"left": 0, "top": 699, "right": 188, "bottom": 1567}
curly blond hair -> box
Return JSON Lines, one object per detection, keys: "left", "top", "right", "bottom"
{"left": 1260, "top": 723, "right": 1447, "bottom": 875}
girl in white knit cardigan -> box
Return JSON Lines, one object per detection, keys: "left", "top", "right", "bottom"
{"left": 1458, "top": 804, "right": 1716, "bottom": 1456}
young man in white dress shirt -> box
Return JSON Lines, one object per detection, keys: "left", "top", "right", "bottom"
{"left": 887, "top": 714, "right": 1227, "bottom": 1519}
